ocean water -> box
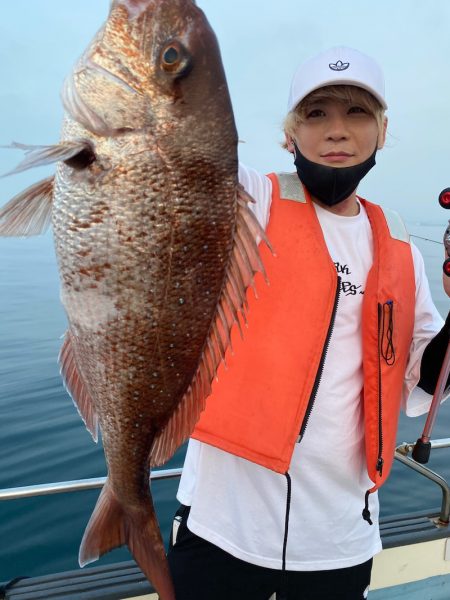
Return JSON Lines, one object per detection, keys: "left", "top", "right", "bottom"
{"left": 0, "top": 221, "right": 449, "bottom": 583}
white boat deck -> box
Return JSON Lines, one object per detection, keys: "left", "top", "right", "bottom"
{"left": 371, "top": 536, "right": 450, "bottom": 598}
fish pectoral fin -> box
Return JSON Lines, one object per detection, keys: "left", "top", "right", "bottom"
{"left": 150, "top": 186, "right": 273, "bottom": 468}
{"left": 59, "top": 332, "right": 99, "bottom": 443}
{"left": 79, "top": 480, "right": 175, "bottom": 600}
{"left": 0, "top": 176, "right": 54, "bottom": 237}
{"left": 3, "top": 140, "right": 93, "bottom": 177}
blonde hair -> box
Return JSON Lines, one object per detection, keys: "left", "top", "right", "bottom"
{"left": 282, "top": 85, "right": 385, "bottom": 149}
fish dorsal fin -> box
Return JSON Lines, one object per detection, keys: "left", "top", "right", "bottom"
{"left": 59, "top": 332, "right": 99, "bottom": 443}
{"left": 0, "top": 176, "right": 54, "bottom": 236}
{"left": 149, "top": 185, "right": 273, "bottom": 467}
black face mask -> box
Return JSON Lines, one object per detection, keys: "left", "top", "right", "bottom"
{"left": 293, "top": 142, "right": 377, "bottom": 207}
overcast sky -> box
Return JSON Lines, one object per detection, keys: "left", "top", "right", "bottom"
{"left": 1, "top": 1, "right": 450, "bottom": 223}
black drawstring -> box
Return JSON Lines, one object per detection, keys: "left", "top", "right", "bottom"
{"left": 380, "top": 300, "right": 395, "bottom": 365}
{"left": 278, "top": 472, "right": 292, "bottom": 600}
{"left": 362, "top": 490, "right": 373, "bottom": 525}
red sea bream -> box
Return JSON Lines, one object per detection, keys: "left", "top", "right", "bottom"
{"left": 0, "top": 1, "right": 270, "bottom": 598}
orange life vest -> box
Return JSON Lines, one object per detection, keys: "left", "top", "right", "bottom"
{"left": 192, "top": 172, "right": 415, "bottom": 492}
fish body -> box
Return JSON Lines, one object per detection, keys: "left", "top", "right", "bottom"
{"left": 0, "top": 1, "right": 269, "bottom": 598}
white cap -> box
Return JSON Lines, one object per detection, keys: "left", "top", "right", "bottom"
{"left": 287, "top": 46, "right": 387, "bottom": 112}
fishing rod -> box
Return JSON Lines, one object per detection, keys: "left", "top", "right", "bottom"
{"left": 412, "top": 188, "right": 450, "bottom": 464}
{"left": 410, "top": 235, "right": 442, "bottom": 245}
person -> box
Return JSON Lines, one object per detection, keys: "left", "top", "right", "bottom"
{"left": 167, "top": 46, "right": 449, "bottom": 600}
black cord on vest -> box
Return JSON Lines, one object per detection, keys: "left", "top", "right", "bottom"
{"left": 362, "top": 490, "right": 373, "bottom": 525}
{"left": 380, "top": 301, "right": 395, "bottom": 366}
{"left": 278, "top": 472, "right": 292, "bottom": 600}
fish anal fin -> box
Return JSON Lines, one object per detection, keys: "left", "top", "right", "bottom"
{"left": 79, "top": 480, "right": 175, "bottom": 600}
{"left": 59, "top": 332, "right": 99, "bottom": 443}
{"left": 0, "top": 176, "right": 54, "bottom": 237}
{"left": 149, "top": 186, "right": 272, "bottom": 467}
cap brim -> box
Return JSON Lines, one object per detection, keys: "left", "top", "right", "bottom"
{"left": 291, "top": 78, "right": 387, "bottom": 111}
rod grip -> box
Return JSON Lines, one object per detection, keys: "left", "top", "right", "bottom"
{"left": 412, "top": 439, "right": 432, "bottom": 464}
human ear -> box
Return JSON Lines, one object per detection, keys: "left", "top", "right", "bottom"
{"left": 285, "top": 132, "right": 295, "bottom": 154}
{"left": 378, "top": 116, "right": 388, "bottom": 149}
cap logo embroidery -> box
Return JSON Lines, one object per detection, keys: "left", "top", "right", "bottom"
{"left": 329, "top": 60, "right": 350, "bottom": 71}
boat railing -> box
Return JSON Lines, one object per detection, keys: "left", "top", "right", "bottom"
{"left": 395, "top": 438, "right": 450, "bottom": 525}
{"left": 0, "top": 467, "right": 183, "bottom": 500}
{"left": 0, "top": 440, "right": 449, "bottom": 525}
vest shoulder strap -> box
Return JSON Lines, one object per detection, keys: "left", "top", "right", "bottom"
{"left": 275, "top": 172, "right": 307, "bottom": 203}
{"left": 379, "top": 206, "right": 410, "bottom": 244}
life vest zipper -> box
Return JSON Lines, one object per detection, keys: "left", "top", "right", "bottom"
{"left": 363, "top": 302, "right": 386, "bottom": 525}
{"left": 297, "top": 276, "right": 341, "bottom": 442}
{"left": 376, "top": 302, "right": 384, "bottom": 476}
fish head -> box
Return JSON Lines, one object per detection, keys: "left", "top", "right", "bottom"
{"left": 63, "top": 0, "right": 237, "bottom": 152}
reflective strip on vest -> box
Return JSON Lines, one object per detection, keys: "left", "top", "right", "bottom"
{"left": 277, "top": 172, "right": 307, "bottom": 203}
{"left": 381, "top": 207, "right": 410, "bottom": 243}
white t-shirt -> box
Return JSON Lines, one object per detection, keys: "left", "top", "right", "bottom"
{"left": 176, "top": 165, "right": 444, "bottom": 571}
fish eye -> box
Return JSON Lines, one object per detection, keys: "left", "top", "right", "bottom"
{"left": 160, "top": 41, "right": 191, "bottom": 74}
{"left": 163, "top": 46, "right": 180, "bottom": 65}
{"left": 64, "top": 147, "right": 97, "bottom": 170}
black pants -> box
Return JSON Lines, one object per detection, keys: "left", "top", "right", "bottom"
{"left": 167, "top": 505, "right": 373, "bottom": 600}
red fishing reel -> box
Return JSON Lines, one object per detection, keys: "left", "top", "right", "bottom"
{"left": 439, "top": 188, "right": 450, "bottom": 209}
{"left": 444, "top": 258, "right": 450, "bottom": 277}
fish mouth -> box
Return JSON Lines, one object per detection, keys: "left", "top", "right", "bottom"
{"left": 110, "top": 0, "right": 157, "bottom": 17}
{"left": 111, "top": 0, "right": 198, "bottom": 19}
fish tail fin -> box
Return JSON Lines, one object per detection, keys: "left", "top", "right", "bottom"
{"left": 78, "top": 480, "right": 125, "bottom": 568}
{"left": 79, "top": 479, "right": 175, "bottom": 600}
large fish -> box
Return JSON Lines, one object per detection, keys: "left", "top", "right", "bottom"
{"left": 0, "top": 1, "right": 270, "bottom": 598}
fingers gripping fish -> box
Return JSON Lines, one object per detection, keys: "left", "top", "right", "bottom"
{"left": 0, "top": 1, "right": 271, "bottom": 598}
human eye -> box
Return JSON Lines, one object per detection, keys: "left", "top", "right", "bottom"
{"left": 348, "top": 105, "right": 367, "bottom": 115}
{"left": 306, "top": 108, "right": 325, "bottom": 118}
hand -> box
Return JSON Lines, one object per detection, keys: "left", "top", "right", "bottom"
{"left": 443, "top": 249, "right": 450, "bottom": 297}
